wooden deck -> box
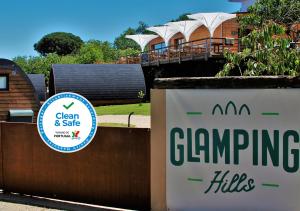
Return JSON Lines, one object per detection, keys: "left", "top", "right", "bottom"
{"left": 118, "top": 38, "right": 300, "bottom": 67}
{"left": 119, "top": 37, "right": 242, "bottom": 66}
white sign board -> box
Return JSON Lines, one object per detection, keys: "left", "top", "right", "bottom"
{"left": 166, "top": 89, "right": 300, "bottom": 211}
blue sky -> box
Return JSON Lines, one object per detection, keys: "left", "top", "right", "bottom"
{"left": 0, "top": 0, "right": 241, "bottom": 59}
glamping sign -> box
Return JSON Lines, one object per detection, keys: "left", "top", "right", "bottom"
{"left": 38, "top": 92, "right": 97, "bottom": 153}
{"left": 166, "top": 89, "right": 300, "bottom": 211}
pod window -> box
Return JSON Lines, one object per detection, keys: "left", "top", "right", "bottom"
{"left": 0, "top": 75, "right": 8, "bottom": 91}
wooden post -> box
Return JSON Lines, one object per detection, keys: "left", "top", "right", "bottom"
{"left": 157, "top": 50, "right": 161, "bottom": 66}
{"left": 221, "top": 23, "right": 223, "bottom": 38}
{"left": 0, "top": 122, "right": 3, "bottom": 189}
{"left": 205, "top": 39, "right": 209, "bottom": 60}
{"left": 151, "top": 90, "right": 167, "bottom": 211}
{"left": 210, "top": 36, "right": 212, "bottom": 53}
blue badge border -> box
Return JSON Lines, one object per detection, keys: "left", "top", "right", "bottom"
{"left": 37, "top": 92, "right": 97, "bottom": 153}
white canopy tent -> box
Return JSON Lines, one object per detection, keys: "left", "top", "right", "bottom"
{"left": 167, "top": 20, "right": 203, "bottom": 42}
{"left": 125, "top": 34, "right": 159, "bottom": 51}
{"left": 188, "top": 12, "right": 237, "bottom": 36}
{"left": 147, "top": 26, "right": 180, "bottom": 46}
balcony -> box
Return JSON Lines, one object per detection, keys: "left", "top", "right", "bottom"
{"left": 118, "top": 37, "right": 242, "bottom": 66}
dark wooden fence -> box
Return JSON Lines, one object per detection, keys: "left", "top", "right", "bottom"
{"left": 0, "top": 122, "right": 150, "bottom": 210}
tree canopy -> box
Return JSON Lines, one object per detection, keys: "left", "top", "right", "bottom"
{"left": 239, "top": 0, "right": 300, "bottom": 30}
{"left": 15, "top": 39, "right": 121, "bottom": 81}
{"left": 136, "top": 21, "right": 153, "bottom": 34}
{"left": 114, "top": 27, "right": 140, "bottom": 50}
{"left": 114, "top": 21, "right": 154, "bottom": 51}
{"left": 217, "top": 0, "right": 300, "bottom": 77}
{"left": 34, "top": 32, "right": 84, "bottom": 56}
{"left": 170, "top": 13, "right": 192, "bottom": 22}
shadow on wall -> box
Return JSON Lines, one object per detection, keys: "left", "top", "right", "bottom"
{"left": 142, "top": 58, "right": 225, "bottom": 99}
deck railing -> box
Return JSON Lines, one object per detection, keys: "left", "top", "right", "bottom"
{"left": 118, "top": 37, "right": 242, "bottom": 65}
{"left": 118, "top": 38, "right": 300, "bottom": 66}
{"left": 291, "top": 42, "right": 300, "bottom": 49}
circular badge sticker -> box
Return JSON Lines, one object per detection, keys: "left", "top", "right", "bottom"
{"left": 37, "top": 92, "right": 97, "bottom": 153}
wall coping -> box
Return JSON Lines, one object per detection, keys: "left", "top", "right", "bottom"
{"left": 154, "top": 76, "right": 300, "bottom": 89}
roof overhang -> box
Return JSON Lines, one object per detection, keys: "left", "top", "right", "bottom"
{"left": 125, "top": 34, "right": 159, "bottom": 51}
{"left": 188, "top": 12, "right": 237, "bottom": 36}
{"left": 167, "top": 20, "right": 203, "bottom": 42}
{"left": 147, "top": 26, "right": 181, "bottom": 46}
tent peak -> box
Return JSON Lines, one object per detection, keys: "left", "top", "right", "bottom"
{"left": 125, "top": 34, "right": 159, "bottom": 51}
{"left": 166, "top": 20, "right": 203, "bottom": 42}
{"left": 187, "top": 12, "right": 237, "bottom": 36}
{"left": 147, "top": 25, "right": 181, "bottom": 46}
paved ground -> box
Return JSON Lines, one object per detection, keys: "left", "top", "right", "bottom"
{"left": 0, "top": 201, "right": 59, "bottom": 211}
{"left": 98, "top": 115, "right": 151, "bottom": 128}
{"left": 0, "top": 193, "right": 130, "bottom": 211}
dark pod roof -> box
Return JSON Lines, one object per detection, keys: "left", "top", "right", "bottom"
{"left": 27, "top": 74, "right": 46, "bottom": 101}
{"left": 50, "top": 64, "right": 146, "bottom": 103}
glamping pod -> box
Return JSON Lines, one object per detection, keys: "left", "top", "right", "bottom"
{"left": 49, "top": 64, "right": 146, "bottom": 106}
{"left": 27, "top": 74, "right": 46, "bottom": 102}
{"left": 0, "top": 59, "right": 40, "bottom": 122}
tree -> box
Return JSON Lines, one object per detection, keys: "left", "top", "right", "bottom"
{"left": 217, "top": 0, "right": 300, "bottom": 77}
{"left": 117, "top": 48, "right": 141, "bottom": 58}
{"left": 114, "top": 21, "right": 154, "bottom": 50}
{"left": 136, "top": 21, "right": 154, "bottom": 35}
{"left": 170, "top": 13, "right": 191, "bottom": 22}
{"left": 14, "top": 38, "right": 121, "bottom": 81}
{"left": 34, "top": 32, "right": 83, "bottom": 56}
{"left": 239, "top": 0, "right": 300, "bottom": 33}
{"left": 13, "top": 54, "right": 61, "bottom": 82}
{"left": 96, "top": 41, "right": 118, "bottom": 62}
{"left": 76, "top": 41, "right": 104, "bottom": 64}
{"left": 13, "top": 56, "right": 32, "bottom": 73}
{"left": 136, "top": 21, "right": 148, "bottom": 34}
{"left": 114, "top": 27, "right": 140, "bottom": 50}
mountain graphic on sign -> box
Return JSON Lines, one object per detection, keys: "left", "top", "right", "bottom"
{"left": 212, "top": 101, "right": 251, "bottom": 115}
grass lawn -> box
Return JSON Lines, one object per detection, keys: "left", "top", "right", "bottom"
{"left": 99, "top": 123, "right": 136, "bottom": 128}
{"left": 95, "top": 103, "right": 150, "bottom": 116}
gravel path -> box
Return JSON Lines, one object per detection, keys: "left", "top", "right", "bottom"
{"left": 98, "top": 115, "right": 150, "bottom": 128}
